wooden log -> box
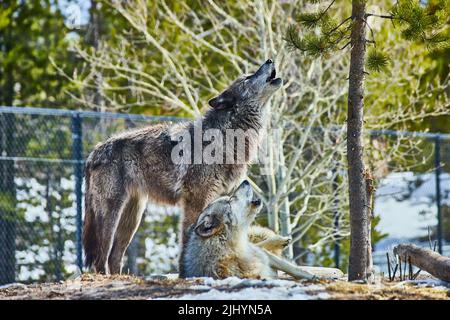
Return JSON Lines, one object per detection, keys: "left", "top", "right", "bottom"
{"left": 393, "top": 244, "right": 450, "bottom": 282}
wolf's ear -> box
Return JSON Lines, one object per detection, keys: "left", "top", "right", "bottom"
{"left": 194, "top": 213, "right": 223, "bottom": 238}
{"left": 208, "top": 91, "right": 235, "bottom": 110}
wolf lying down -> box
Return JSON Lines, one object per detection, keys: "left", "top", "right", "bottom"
{"left": 181, "top": 181, "right": 344, "bottom": 280}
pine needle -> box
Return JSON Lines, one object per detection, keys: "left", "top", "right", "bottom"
{"left": 366, "top": 49, "right": 389, "bottom": 72}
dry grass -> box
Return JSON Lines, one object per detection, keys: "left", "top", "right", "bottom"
{"left": 0, "top": 274, "right": 205, "bottom": 300}
{"left": 0, "top": 273, "right": 448, "bottom": 300}
{"left": 324, "top": 279, "right": 450, "bottom": 300}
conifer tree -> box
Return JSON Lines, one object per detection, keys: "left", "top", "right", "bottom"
{"left": 285, "top": 0, "right": 449, "bottom": 281}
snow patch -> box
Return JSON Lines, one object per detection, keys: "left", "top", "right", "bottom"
{"left": 170, "top": 286, "right": 327, "bottom": 300}
{"left": 375, "top": 172, "right": 450, "bottom": 239}
{"left": 154, "top": 277, "right": 329, "bottom": 300}
{"left": 406, "top": 278, "right": 450, "bottom": 290}
{"left": 0, "top": 283, "right": 28, "bottom": 290}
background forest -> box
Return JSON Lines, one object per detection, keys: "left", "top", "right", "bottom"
{"left": 0, "top": 0, "right": 449, "bottom": 283}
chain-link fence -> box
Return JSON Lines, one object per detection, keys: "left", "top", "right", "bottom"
{"left": 0, "top": 106, "right": 449, "bottom": 284}
{"left": 369, "top": 130, "right": 450, "bottom": 273}
{"left": 0, "top": 107, "right": 185, "bottom": 284}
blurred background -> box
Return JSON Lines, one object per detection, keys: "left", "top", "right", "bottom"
{"left": 0, "top": 0, "right": 449, "bottom": 284}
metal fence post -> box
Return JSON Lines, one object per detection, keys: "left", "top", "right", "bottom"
{"left": 434, "top": 134, "right": 443, "bottom": 254}
{"left": 71, "top": 113, "right": 84, "bottom": 271}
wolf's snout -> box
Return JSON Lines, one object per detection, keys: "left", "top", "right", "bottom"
{"left": 250, "top": 59, "right": 282, "bottom": 90}
{"left": 266, "top": 68, "right": 276, "bottom": 83}
{"left": 234, "top": 180, "right": 253, "bottom": 200}
{"left": 251, "top": 198, "right": 261, "bottom": 206}
{"left": 254, "top": 60, "right": 274, "bottom": 77}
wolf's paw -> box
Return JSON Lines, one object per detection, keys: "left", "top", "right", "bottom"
{"left": 269, "top": 235, "right": 291, "bottom": 247}
{"left": 278, "top": 236, "right": 291, "bottom": 247}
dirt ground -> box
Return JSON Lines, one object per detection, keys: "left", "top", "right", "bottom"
{"left": 0, "top": 273, "right": 449, "bottom": 300}
{"left": 324, "top": 278, "right": 450, "bottom": 300}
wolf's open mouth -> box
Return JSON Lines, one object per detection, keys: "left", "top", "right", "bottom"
{"left": 266, "top": 69, "right": 276, "bottom": 83}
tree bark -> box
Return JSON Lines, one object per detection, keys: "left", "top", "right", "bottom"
{"left": 393, "top": 244, "right": 450, "bottom": 282}
{"left": 347, "top": 0, "right": 370, "bottom": 281}
{"left": 365, "top": 169, "right": 374, "bottom": 281}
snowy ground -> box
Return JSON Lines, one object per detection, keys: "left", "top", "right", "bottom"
{"left": 155, "top": 276, "right": 330, "bottom": 300}
{"left": 0, "top": 273, "right": 448, "bottom": 300}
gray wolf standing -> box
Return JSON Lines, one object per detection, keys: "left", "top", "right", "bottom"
{"left": 83, "top": 60, "right": 282, "bottom": 274}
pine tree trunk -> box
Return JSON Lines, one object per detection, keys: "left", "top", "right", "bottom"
{"left": 365, "top": 170, "right": 374, "bottom": 281}
{"left": 347, "top": 0, "right": 370, "bottom": 281}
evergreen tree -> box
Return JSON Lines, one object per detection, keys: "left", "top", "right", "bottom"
{"left": 285, "top": 0, "right": 449, "bottom": 281}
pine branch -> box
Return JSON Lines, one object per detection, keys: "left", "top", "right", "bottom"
{"left": 365, "top": 13, "right": 394, "bottom": 19}
{"left": 288, "top": 0, "right": 449, "bottom": 60}
{"left": 366, "top": 49, "right": 389, "bottom": 72}
{"left": 390, "top": 0, "right": 449, "bottom": 43}
{"left": 286, "top": 28, "right": 332, "bottom": 56}
{"left": 296, "top": 0, "right": 336, "bottom": 28}
{"left": 340, "top": 41, "right": 351, "bottom": 50}
{"left": 425, "top": 31, "right": 450, "bottom": 50}
{"left": 285, "top": 24, "right": 305, "bottom": 52}
{"left": 323, "top": 16, "right": 353, "bottom": 37}
{"left": 297, "top": 12, "right": 325, "bottom": 29}
{"left": 364, "top": 18, "right": 377, "bottom": 46}
{"left": 322, "top": 0, "right": 336, "bottom": 18}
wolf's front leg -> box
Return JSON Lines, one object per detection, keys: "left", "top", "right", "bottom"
{"left": 178, "top": 199, "right": 208, "bottom": 278}
{"left": 264, "top": 249, "right": 317, "bottom": 280}
{"left": 255, "top": 235, "right": 291, "bottom": 254}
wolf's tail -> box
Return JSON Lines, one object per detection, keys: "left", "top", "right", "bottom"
{"left": 82, "top": 160, "right": 98, "bottom": 270}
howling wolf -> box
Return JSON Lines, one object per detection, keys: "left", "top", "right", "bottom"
{"left": 181, "top": 180, "right": 319, "bottom": 280}
{"left": 83, "top": 59, "right": 282, "bottom": 274}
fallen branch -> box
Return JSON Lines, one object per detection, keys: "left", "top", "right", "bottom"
{"left": 264, "top": 249, "right": 344, "bottom": 280}
{"left": 393, "top": 244, "right": 450, "bottom": 283}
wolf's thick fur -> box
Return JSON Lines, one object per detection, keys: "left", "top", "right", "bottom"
{"left": 182, "top": 180, "right": 301, "bottom": 279}
{"left": 83, "top": 60, "right": 282, "bottom": 274}
{"left": 182, "top": 182, "right": 343, "bottom": 280}
{"left": 181, "top": 181, "right": 344, "bottom": 279}
{"left": 181, "top": 180, "right": 273, "bottom": 279}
